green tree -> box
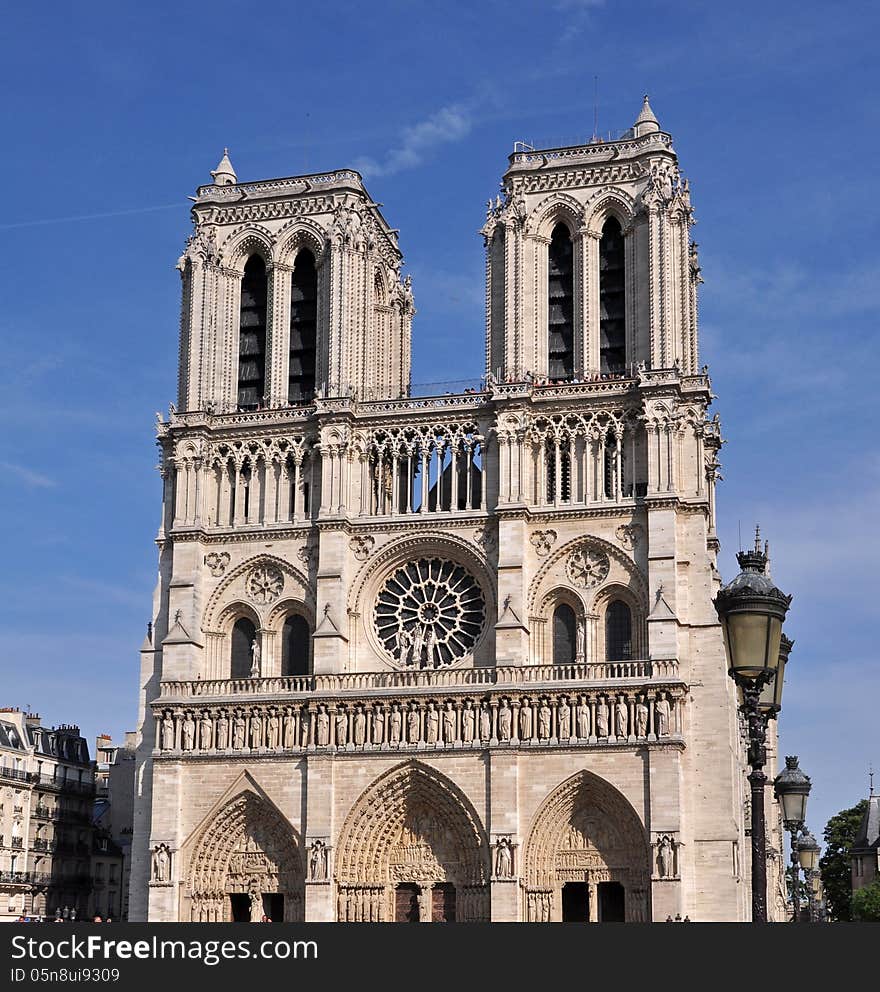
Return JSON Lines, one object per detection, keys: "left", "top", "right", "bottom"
{"left": 852, "top": 878, "right": 880, "bottom": 922}
{"left": 820, "top": 799, "right": 868, "bottom": 922}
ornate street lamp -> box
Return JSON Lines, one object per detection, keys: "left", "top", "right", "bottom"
{"left": 773, "top": 753, "right": 811, "bottom": 921}
{"left": 797, "top": 830, "right": 820, "bottom": 922}
{"left": 714, "top": 528, "right": 792, "bottom": 923}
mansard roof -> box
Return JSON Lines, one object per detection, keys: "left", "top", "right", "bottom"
{"left": 0, "top": 720, "right": 26, "bottom": 751}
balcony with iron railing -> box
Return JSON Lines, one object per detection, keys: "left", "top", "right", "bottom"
{"left": 0, "top": 766, "right": 35, "bottom": 785}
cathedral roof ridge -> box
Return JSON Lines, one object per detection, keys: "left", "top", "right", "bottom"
{"left": 505, "top": 127, "right": 673, "bottom": 175}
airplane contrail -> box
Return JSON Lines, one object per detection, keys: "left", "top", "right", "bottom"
{"left": 0, "top": 202, "right": 185, "bottom": 230}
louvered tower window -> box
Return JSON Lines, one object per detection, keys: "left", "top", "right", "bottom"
{"left": 605, "top": 600, "right": 632, "bottom": 661}
{"left": 599, "top": 217, "right": 626, "bottom": 374}
{"left": 237, "top": 255, "right": 267, "bottom": 409}
{"left": 231, "top": 617, "right": 256, "bottom": 679}
{"left": 548, "top": 224, "right": 574, "bottom": 380}
{"left": 553, "top": 604, "right": 577, "bottom": 665}
{"left": 289, "top": 250, "right": 317, "bottom": 403}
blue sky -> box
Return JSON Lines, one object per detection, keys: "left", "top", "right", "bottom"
{"left": 1, "top": 1, "right": 877, "bottom": 843}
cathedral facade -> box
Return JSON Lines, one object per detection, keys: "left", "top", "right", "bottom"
{"left": 129, "top": 98, "right": 786, "bottom": 923}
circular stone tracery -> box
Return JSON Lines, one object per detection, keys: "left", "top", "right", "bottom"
{"left": 374, "top": 558, "right": 485, "bottom": 668}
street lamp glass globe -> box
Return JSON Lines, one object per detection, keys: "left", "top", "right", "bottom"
{"left": 797, "top": 831, "right": 820, "bottom": 872}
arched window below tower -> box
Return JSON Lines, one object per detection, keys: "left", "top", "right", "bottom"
{"left": 289, "top": 250, "right": 317, "bottom": 403}
{"left": 552, "top": 604, "right": 577, "bottom": 666}
{"left": 281, "top": 614, "right": 311, "bottom": 677}
{"left": 605, "top": 600, "right": 632, "bottom": 662}
{"left": 599, "top": 217, "right": 626, "bottom": 375}
{"left": 231, "top": 617, "right": 257, "bottom": 679}
{"left": 238, "top": 255, "right": 268, "bottom": 410}
{"left": 548, "top": 223, "right": 574, "bottom": 380}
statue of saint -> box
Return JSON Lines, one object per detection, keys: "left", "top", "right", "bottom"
{"left": 266, "top": 710, "right": 279, "bottom": 749}
{"left": 199, "top": 713, "right": 213, "bottom": 750}
{"left": 425, "top": 703, "right": 439, "bottom": 744}
{"left": 232, "top": 713, "right": 246, "bottom": 749}
{"left": 519, "top": 701, "right": 533, "bottom": 740}
{"left": 216, "top": 712, "right": 229, "bottom": 750}
{"left": 407, "top": 705, "right": 420, "bottom": 743}
{"left": 353, "top": 707, "right": 366, "bottom": 746}
{"left": 152, "top": 845, "right": 169, "bottom": 882}
{"left": 372, "top": 706, "right": 385, "bottom": 745}
{"left": 250, "top": 637, "right": 261, "bottom": 678}
{"left": 498, "top": 700, "right": 512, "bottom": 742}
{"left": 182, "top": 714, "right": 195, "bottom": 751}
{"left": 335, "top": 709, "right": 349, "bottom": 747}
{"left": 596, "top": 698, "right": 609, "bottom": 737}
{"left": 389, "top": 705, "right": 402, "bottom": 744}
{"left": 442, "top": 702, "right": 456, "bottom": 743}
{"left": 558, "top": 698, "right": 571, "bottom": 740}
{"left": 538, "top": 703, "right": 552, "bottom": 740}
{"left": 616, "top": 697, "right": 628, "bottom": 738}
{"left": 461, "top": 702, "right": 475, "bottom": 743}
{"left": 495, "top": 837, "right": 513, "bottom": 878}
{"left": 635, "top": 698, "right": 649, "bottom": 738}
{"left": 161, "top": 713, "right": 174, "bottom": 750}
{"left": 249, "top": 712, "right": 263, "bottom": 749}
{"left": 655, "top": 694, "right": 671, "bottom": 736}
{"left": 479, "top": 703, "right": 491, "bottom": 742}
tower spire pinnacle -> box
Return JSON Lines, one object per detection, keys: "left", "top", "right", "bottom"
{"left": 211, "top": 148, "right": 237, "bottom": 186}
{"left": 633, "top": 94, "right": 660, "bottom": 136}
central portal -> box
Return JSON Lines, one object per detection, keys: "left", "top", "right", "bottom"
{"left": 561, "top": 882, "right": 589, "bottom": 922}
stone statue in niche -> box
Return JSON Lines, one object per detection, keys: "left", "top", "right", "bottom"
{"left": 309, "top": 840, "right": 328, "bottom": 881}
{"left": 248, "top": 878, "right": 262, "bottom": 923}
{"left": 199, "top": 712, "right": 213, "bottom": 750}
{"left": 182, "top": 713, "right": 195, "bottom": 751}
{"left": 266, "top": 709, "right": 279, "bottom": 749}
{"left": 249, "top": 712, "right": 263, "bottom": 749}
{"left": 425, "top": 703, "right": 439, "bottom": 744}
{"left": 576, "top": 698, "right": 590, "bottom": 738}
{"left": 398, "top": 626, "right": 413, "bottom": 667}
{"left": 655, "top": 694, "right": 671, "bottom": 736}
{"left": 520, "top": 700, "right": 533, "bottom": 740}
{"left": 372, "top": 706, "right": 385, "bottom": 744}
{"left": 335, "top": 709, "right": 349, "bottom": 747}
{"left": 498, "top": 700, "right": 512, "bottom": 742}
{"left": 353, "top": 706, "right": 366, "bottom": 746}
{"left": 282, "top": 708, "right": 295, "bottom": 748}
{"left": 462, "top": 701, "right": 475, "bottom": 743}
{"left": 250, "top": 637, "right": 261, "bottom": 678}
{"left": 538, "top": 702, "right": 552, "bottom": 740}
{"left": 216, "top": 711, "right": 229, "bottom": 750}
{"left": 442, "top": 701, "right": 455, "bottom": 743}
{"left": 495, "top": 837, "right": 513, "bottom": 878}
{"left": 616, "top": 696, "right": 628, "bottom": 737}
{"left": 635, "top": 697, "right": 648, "bottom": 738}
{"left": 479, "top": 702, "right": 491, "bottom": 742}
{"left": 233, "top": 712, "right": 246, "bottom": 750}
{"left": 596, "top": 698, "right": 609, "bottom": 738}
{"left": 316, "top": 707, "right": 330, "bottom": 747}
{"left": 389, "top": 704, "right": 402, "bottom": 744}
{"left": 575, "top": 616, "right": 586, "bottom": 661}
{"left": 658, "top": 835, "right": 674, "bottom": 878}
{"left": 161, "top": 712, "right": 174, "bottom": 750}
{"left": 407, "top": 704, "right": 420, "bottom": 743}
{"left": 152, "top": 844, "right": 170, "bottom": 882}
{"left": 558, "top": 698, "right": 571, "bottom": 740}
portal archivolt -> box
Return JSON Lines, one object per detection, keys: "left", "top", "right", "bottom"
{"left": 523, "top": 770, "right": 650, "bottom": 922}
{"left": 334, "top": 761, "right": 490, "bottom": 922}
{"left": 185, "top": 789, "right": 304, "bottom": 922}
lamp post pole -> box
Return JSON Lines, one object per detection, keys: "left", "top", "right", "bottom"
{"left": 774, "top": 753, "right": 811, "bottom": 922}
{"left": 714, "top": 528, "right": 792, "bottom": 923}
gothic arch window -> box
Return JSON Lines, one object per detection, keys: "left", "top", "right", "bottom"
{"left": 599, "top": 217, "right": 626, "bottom": 375}
{"left": 281, "top": 613, "right": 311, "bottom": 677}
{"left": 238, "top": 255, "right": 268, "bottom": 410}
{"left": 552, "top": 603, "right": 577, "bottom": 665}
{"left": 605, "top": 600, "right": 632, "bottom": 662}
{"left": 548, "top": 223, "right": 574, "bottom": 380}
{"left": 231, "top": 617, "right": 256, "bottom": 679}
{"left": 289, "top": 249, "right": 317, "bottom": 404}
{"left": 489, "top": 227, "right": 506, "bottom": 378}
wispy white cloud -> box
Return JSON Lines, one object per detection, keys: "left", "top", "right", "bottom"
{"left": 0, "top": 460, "right": 56, "bottom": 488}
{"left": 554, "top": 0, "right": 605, "bottom": 42}
{"left": 354, "top": 103, "right": 474, "bottom": 179}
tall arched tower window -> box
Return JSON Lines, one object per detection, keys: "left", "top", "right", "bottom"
{"left": 605, "top": 600, "right": 632, "bottom": 661}
{"left": 599, "top": 217, "right": 626, "bottom": 374}
{"left": 231, "top": 617, "right": 256, "bottom": 679}
{"left": 489, "top": 227, "right": 506, "bottom": 378}
{"left": 548, "top": 224, "right": 574, "bottom": 380}
{"left": 281, "top": 614, "right": 311, "bottom": 676}
{"left": 289, "top": 249, "right": 317, "bottom": 403}
{"left": 552, "top": 603, "right": 577, "bottom": 665}
{"left": 238, "top": 255, "right": 267, "bottom": 410}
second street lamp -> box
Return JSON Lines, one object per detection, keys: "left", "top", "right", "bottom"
{"left": 797, "top": 829, "right": 821, "bottom": 922}
{"left": 714, "top": 528, "right": 792, "bottom": 923}
{"left": 773, "top": 752, "right": 811, "bottom": 921}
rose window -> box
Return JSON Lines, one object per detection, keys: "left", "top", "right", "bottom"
{"left": 246, "top": 563, "right": 284, "bottom": 605}
{"left": 374, "top": 558, "right": 485, "bottom": 668}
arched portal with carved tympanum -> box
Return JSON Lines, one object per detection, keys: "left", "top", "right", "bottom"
{"left": 184, "top": 788, "right": 304, "bottom": 922}
{"left": 334, "top": 761, "right": 491, "bottom": 922}
{"left": 523, "top": 770, "right": 650, "bottom": 922}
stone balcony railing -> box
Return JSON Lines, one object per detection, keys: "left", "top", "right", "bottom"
{"left": 158, "top": 659, "right": 678, "bottom": 702}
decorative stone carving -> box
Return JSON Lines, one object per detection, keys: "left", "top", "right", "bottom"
{"left": 530, "top": 529, "right": 557, "bottom": 557}
{"left": 615, "top": 523, "right": 643, "bottom": 550}
{"left": 498, "top": 700, "right": 512, "bottom": 742}
{"left": 566, "top": 548, "right": 610, "bottom": 588}
{"left": 657, "top": 835, "right": 676, "bottom": 878}
{"left": 246, "top": 563, "right": 284, "bottom": 605}
{"left": 296, "top": 544, "right": 316, "bottom": 568}
{"left": 473, "top": 527, "right": 497, "bottom": 555}
{"left": 350, "top": 535, "right": 375, "bottom": 562}
{"left": 655, "top": 693, "right": 671, "bottom": 736}
{"left": 205, "top": 552, "right": 230, "bottom": 577}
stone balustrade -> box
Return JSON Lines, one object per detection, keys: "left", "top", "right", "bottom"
{"left": 152, "top": 682, "right": 684, "bottom": 757}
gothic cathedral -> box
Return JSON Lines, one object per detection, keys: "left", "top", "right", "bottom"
{"left": 130, "top": 98, "right": 787, "bottom": 922}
